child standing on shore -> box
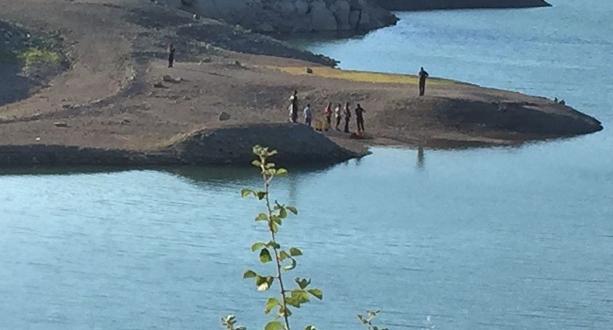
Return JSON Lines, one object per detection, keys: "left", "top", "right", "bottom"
{"left": 304, "top": 103, "right": 313, "bottom": 127}
{"left": 343, "top": 102, "right": 351, "bottom": 133}
{"left": 323, "top": 102, "right": 333, "bottom": 131}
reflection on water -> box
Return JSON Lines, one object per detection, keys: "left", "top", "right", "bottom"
{"left": 1, "top": 146, "right": 612, "bottom": 329}
{"left": 417, "top": 146, "right": 426, "bottom": 170}
{"left": 2, "top": 0, "right": 613, "bottom": 328}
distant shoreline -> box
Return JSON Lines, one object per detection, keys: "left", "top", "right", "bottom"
{"left": 161, "top": 0, "right": 551, "bottom": 35}
{"left": 377, "top": 0, "right": 550, "bottom": 11}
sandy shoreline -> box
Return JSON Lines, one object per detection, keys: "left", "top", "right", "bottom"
{"left": 0, "top": 0, "right": 603, "bottom": 167}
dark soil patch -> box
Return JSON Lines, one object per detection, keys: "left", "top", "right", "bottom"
{"left": 178, "top": 23, "right": 337, "bottom": 66}
{"left": 0, "top": 20, "right": 68, "bottom": 107}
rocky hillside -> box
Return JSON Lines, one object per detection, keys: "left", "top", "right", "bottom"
{"left": 164, "top": 0, "right": 398, "bottom": 33}
{"left": 163, "top": 0, "right": 551, "bottom": 33}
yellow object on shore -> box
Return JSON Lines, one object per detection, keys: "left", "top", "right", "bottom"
{"left": 267, "top": 65, "right": 456, "bottom": 86}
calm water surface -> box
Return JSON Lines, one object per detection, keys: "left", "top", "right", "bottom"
{"left": 2, "top": 0, "right": 613, "bottom": 329}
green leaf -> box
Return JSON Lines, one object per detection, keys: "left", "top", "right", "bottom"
{"left": 240, "top": 189, "right": 253, "bottom": 198}
{"left": 251, "top": 159, "right": 262, "bottom": 167}
{"left": 259, "top": 248, "right": 272, "bottom": 263}
{"left": 222, "top": 314, "right": 236, "bottom": 325}
{"left": 256, "top": 276, "right": 274, "bottom": 291}
{"left": 279, "top": 305, "right": 292, "bottom": 317}
{"left": 264, "top": 297, "right": 279, "bottom": 314}
{"left": 270, "top": 215, "right": 282, "bottom": 225}
{"left": 251, "top": 242, "right": 266, "bottom": 252}
{"left": 305, "top": 326, "right": 317, "bottom": 330}
{"left": 264, "top": 321, "right": 285, "bottom": 330}
{"left": 279, "top": 250, "right": 290, "bottom": 261}
{"left": 276, "top": 168, "right": 288, "bottom": 176}
{"left": 283, "top": 258, "right": 297, "bottom": 271}
{"left": 289, "top": 247, "right": 302, "bottom": 257}
{"left": 256, "top": 191, "right": 267, "bottom": 200}
{"left": 308, "top": 288, "right": 323, "bottom": 300}
{"left": 270, "top": 221, "right": 279, "bottom": 233}
{"left": 243, "top": 270, "right": 257, "bottom": 279}
{"left": 279, "top": 207, "right": 288, "bottom": 219}
{"left": 295, "top": 277, "right": 311, "bottom": 289}
{"left": 255, "top": 213, "right": 268, "bottom": 221}
{"left": 286, "top": 289, "right": 310, "bottom": 307}
{"left": 267, "top": 240, "right": 280, "bottom": 249}
{"left": 286, "top": 206, "right": 298, "bottom": 215}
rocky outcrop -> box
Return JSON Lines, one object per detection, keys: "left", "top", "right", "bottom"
{"left": 170, "top": 123, "right": 361, "bottom": 165}
{"left": 375, "top": 0, "right": 551, "bottom": 11}
{"left": 163, "top": 0, "right": 398, "bottom": 33}
{"left": 377, "top": 97, "right": 603, "bottom": 141}
{"left": 0, "top": 124, "right": 361, "bottom": 167}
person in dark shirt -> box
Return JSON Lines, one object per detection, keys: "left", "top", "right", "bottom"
{"left": 303, "top": 103, "right": 313, "bottom": 127}
{"left": 355, "top": 103, "right": 366, "bottom": 133}
{"left": 418, "top": 66, "right": 429, "bottom": 96}
{"left": 168, "top": 43, "right": 176, "bottom": 68}
{"left": 343, "top": 102, "right": 351, "bottom": 133}
{"left": 323, "top": 102, "right": 333, "bottom": 130}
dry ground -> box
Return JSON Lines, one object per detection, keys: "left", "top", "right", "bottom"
{"left": 0, "top": 0, "right": 602, "bottom": 161}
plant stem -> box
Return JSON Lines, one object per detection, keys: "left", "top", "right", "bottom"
{"left": 263, "top": 174, "right": 291, "bottom": 330}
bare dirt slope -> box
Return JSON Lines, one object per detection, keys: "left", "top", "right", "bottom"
{"left": 0, "top": 0, "right": 603, "bottom": 165}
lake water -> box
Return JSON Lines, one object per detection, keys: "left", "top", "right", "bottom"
{"left": 2, "top": 0, "right": 613, "bottom": 329}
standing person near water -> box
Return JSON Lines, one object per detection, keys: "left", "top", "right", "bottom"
{"left": 303, "top": 103, "right": 313, "bottom": 127}
{"left": 334, "top": 103, "right": 342, "bottom": 130}
{"left": 168, "top": 43, "right": 176, "bottom": 68}
{"left": 418, "top": 67, "right": 429, "bottom": 96}
{"left": 288, "top": 90, "right": 298, "bottom": 123}
{"left": 355, "top": 103, "right": 366, "bottom": 133}
{"left": 323, "top": 102, "right": 333, "bottom": 131}
{"left": 343, "top": 102, "right": 351, "bottom": 133}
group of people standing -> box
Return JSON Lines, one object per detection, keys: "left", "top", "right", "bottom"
{"left": 287, "top": 67, "right": 430, "bottom": 135}
{"left": 166, "top": 44, "right": 430, "bottom": 136}
{"left": 288, "top": 91, "right": 366, "bottom": 134}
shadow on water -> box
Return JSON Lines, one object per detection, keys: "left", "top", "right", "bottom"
{"left": 164, "top": 162, "right": 339, "bottom": 184}
{"left": 417, "top": 146, "right": 425, "bottom": 170}
{"left": 0, "top": 161, "right": 342, "bottom": 183}
{"left": 0, "top": 165, "right": 142, "bottom": 177}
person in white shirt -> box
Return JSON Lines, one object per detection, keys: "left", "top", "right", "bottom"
{"left": 288, "top": 90, "right": 298, "bottom": 123}
{"left": 334, "top": 103, "right": 342, "bottom": 130}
